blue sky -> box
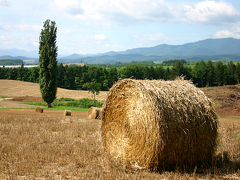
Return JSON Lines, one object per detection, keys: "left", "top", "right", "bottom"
{"left": 0, "top": 0, "right": 240, "bottom": 55}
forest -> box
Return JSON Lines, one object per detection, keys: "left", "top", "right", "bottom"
{"left": 0, "top": 60, "right": 240, "bottom": 91}
{"left": 0, "top": 59, "right": 23, "bottom": 65}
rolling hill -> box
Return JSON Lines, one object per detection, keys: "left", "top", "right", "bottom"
{"left": 0, "top": 80, "right": 107, "bottom": 101}
{"left": 1, "top": 38, "right": 240, "bottom": 64}
{"left": 59, "top": 38, "right": 240, "bottom": 64}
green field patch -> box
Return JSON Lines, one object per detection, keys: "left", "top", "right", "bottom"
{"left": 23, "top": 97, "right": 103, "bottom": 111}
{"left": 218, "top": 115, "right": 240, "bottom": 119}
{"left": 43, "top": 106, "right": 88, "bottom": 112}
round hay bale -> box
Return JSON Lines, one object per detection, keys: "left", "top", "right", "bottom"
{"left": 88, "top": 107, "right": 102, "bottom": 119}
{"left": 35, "top": 107, "right": 43, "bottom": 113}
{"left": 64, "top": 110, "right": 71, "bottom": 116}
{"left": 101, "top": 79, "right": 218, "bottom": 171}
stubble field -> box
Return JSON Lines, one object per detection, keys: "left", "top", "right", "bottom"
{"left": 0, "top": 80, "right": 239, "bottom": 179}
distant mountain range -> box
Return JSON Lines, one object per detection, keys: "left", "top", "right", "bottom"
{"left": 0, "top": 55, "right": 36, "bottom": 60}
{"left": 1, "top": 38, "right": 240, "bottom": 64}
{"left": 0, "top": 48, "right": 37, "bottom": 58}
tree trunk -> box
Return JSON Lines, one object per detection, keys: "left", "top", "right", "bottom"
{"left": 48, "top": 103, "right": 51, "bottom": 108}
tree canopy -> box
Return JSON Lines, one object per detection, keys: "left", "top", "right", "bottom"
{"left": 39, "top": 19, "right": 58, "bottom": 108}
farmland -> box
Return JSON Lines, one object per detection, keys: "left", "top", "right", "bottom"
{"left": 0, "top": 80, "right": 239, "bottom": 179}
{"left": 0, "top": 80, "right": 107, "bottom": 102}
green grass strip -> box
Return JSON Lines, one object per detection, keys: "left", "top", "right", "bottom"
{"left": 218, "top": 115, "right": 240, "bottom": 119}
{"left": 43, "top": 106, "right": 89, "bottom": 112}
{"left": 23, "top": 98, "right": 103, "bottom": 109}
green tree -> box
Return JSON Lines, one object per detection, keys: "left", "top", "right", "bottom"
{"left": 57, "top": 63, "right": 65, "bottom": 88}
{"left": 155, "top": 66, "right": 166, "bottom": 80}
{"left": 206, "top": 60, "right": 216, "bottom": 87}
{"left": 108, "top": 68, "right": 118, "bottom": 88}
{"left": 83, "top": 81, "right": 101, "bottom": 106}
{"left": 171, "top": 61, "right": 192, "bottom": 80}
{"left": 63, "top": 66, "right": 75, "bottom": 89}
{"left": 236, "top": 63, "right": 240, "bottom": 83}
{"left": 7, "top": 68, "right": 18, "bottom": 80}
{"left": 119, "top": 64, "right": 144, "bottom": 79}
{"left": 226, "top": 61, "right": 238, "bottom": 85}
{"left": 0, "top": 67, "right": 5, "bottom": 79}
{"left": 39, "top": 19, "right": 58, "bottom": 108}
{"left": 193, "top": 61, "right": 207, "bottom": 87}
{"left": 17, "top": 63, "right": 25, "bottom": 81}
{"left": 215, "top": 61, "right": 227, "bottom": 86}
{"left": 29, "top": 67, "right": 39, "bottom": 83}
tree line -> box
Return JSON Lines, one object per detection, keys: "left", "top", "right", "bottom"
{"left": 0, "top": 60, "right": 240, "bottom": 91}
{"left": 0, "top": 59, "right": 23, "bottom": 65}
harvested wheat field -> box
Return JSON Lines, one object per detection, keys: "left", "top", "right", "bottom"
{"left": 0, "top": 80, "right": 239, "bottom": 179}
{"left": 0, "top": 109, "right": 239, "bottom": 179}
{"left": 0, "top": 80, "right": 107, "bottom": 101}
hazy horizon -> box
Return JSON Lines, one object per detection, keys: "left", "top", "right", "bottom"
{"left": 0, "top": 0, "right": 240, "bottom": 55}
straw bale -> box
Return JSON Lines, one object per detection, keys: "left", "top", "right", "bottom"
{"left": 101, "top": 78, "right": 218, "bottom": 171}
{"left": 64, "top": 110, "right": 71, "bottom": 116}
{"left": 88, "top": 107, "right": 102, "bottom": 119}
{"left": 35, "top": 107, "right": 43, "bottom": 113}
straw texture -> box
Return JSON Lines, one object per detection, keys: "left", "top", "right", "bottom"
{"left": 88, "top": 107, "right": 102, "bottom": 119}
{"left": 64, "top": 110, "right": 71, "bottom": 116}
{"left": 101, "top": 78, "right": 218, "bottom": 170}
{"left": 35, "top": 107, "right": 43, "bottom": 113}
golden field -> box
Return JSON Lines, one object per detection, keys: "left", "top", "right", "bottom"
{"left": 0, "top": 80, "right": 107, "bottom": 102}
{"left": 0, "top": 80, "right": 239, "bottom": 179}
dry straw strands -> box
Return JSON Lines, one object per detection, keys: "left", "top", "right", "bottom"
{"left": 88, "top": 107, "right": 102, "bottom": 119}
{"left": 35, "top": 107, "right": 43, "bottom": 113}
{"left": 64, "top": 110, "right": 71, "bottom": 116}
{"left": 101, "top": 78, "right": 218, "bottom": 171}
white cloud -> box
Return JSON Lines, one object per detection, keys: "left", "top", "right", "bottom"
{"left": 184, "top": 1, "right": 240, "bottom": 25}
{"left": 53, "top": 0, "right": 79, "bottom": 9}
{"left": 133, "top": 32, "right": 169, "bottom": 47}
{"left": 52, "top": 0, "right": 240, "bottom": 26}
{"left": 52, "top": 0, "right": 84, "bottom": 15}
{"left": 0, "top": 35, "right": 8, "bottom": 41}
{"left": 32, "top": 41, "right": 39, "bottom": 47}
{"left": 93, "top": 34, "right": 106, "bottom": 41}
{"left": 0, "top": 0, "right": 9, "bottom": 6}
{"left": 141, "top": 33, "right": 167, "bottom": 42}
{"left": 214, "top": 23, "right": 240, "bottom": 39}
{"left": 52, "top": 0, "right": 175, "bottom": 24}
{"left": 15, "top": 24, "right": 41, "bottom": 32}
{"left": 215, "top": 30, "right": 234, "bottom": 38}
{"left": 0, "top": 24, "right": 41, "bottom": 32}
{"left": 103, "top": 43, "right": 124, "bottom": 51}
{"left": 0, "top": 23, "right": 41, "bottom": 51}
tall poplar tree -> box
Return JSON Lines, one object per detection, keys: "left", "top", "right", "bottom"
{"left": 39, "top": 19, "right": 58, "bottom": 108}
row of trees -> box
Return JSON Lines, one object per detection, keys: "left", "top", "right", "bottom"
{"left": 1, "top": 60, "right": 240, "bottom": 90}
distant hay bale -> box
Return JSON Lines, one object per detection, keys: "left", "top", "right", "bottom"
{"left": 64, "top": 110, "right": 71, "bottom": 116}
{"left": 88, "top": 107, "right": 102, "bottom": 119}
{"left": 101, "top": 78, "right": 218, "bottom": 171}
{"left": 35, "top": 107, "right": 43, "bottom": 113}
